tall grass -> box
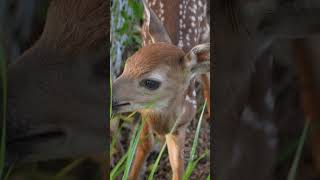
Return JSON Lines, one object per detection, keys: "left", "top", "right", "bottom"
{"left": 148, "top": 101, "right": 208, "bottom": 180}
{"left": 122, "top": 120, "right": 144, "bottom": 180}
{"left": 0, "top": 37, "right": 8, "bottom": 179}
{"left": 53, "top": 158, "right": 86, "bottom": 180}
{"left": 287, "top": 120, "right": 310, "bottom": 180}
{"left": 184, "top": 101, "right": 208, "bottom": 179}
{"left": 110, "top": 99, "right": 209, "bottom": 179}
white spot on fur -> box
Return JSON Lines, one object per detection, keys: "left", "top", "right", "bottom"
{"left": 178, "top": 40, "right": 184, "bottom": 48}
{"left": 265, "top": 89, "right": 274, "bottom": 110}
{"left": 241, "top": 106, "right": 277, "bottom": 136}
{"left": 188, "top": 6, "right": 196, "bottom": 14}
{"left": 185, "top": 95, "right": 196, "bottom": 105}
{"left": 193, "top": 103, "right": 197, "bottom": 109}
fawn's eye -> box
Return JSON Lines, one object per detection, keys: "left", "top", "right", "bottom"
{"left": 140, "top": 79, "right": 161, "bottom": 90}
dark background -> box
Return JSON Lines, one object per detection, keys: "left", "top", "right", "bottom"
{"left": 0, "top": 1, "right": 107, "bottom": 180}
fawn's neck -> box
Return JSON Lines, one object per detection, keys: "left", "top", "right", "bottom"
{"left": 141, "top": 79, "right": 197, "bottom": 135}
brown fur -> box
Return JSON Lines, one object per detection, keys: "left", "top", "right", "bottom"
{"left": 123, "top": 43, "right": 185, "bottom": 78}
{"left": 7, "top": 0, "right": 108, "bottom": 167}
{"left": 294, "top": 39, "right": 320, "bottom": 174}
{"left": 38, "top": 0, "right": 107, "bottom": 54}
{"left": 142, "top": 0, "right": 211, "bottom": 121}
{"left": 112, "top": 1, "right": 210, "bottom": 179}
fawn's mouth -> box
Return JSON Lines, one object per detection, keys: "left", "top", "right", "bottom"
{"left": 112, "top": 102, "right": 131, "bottom": 112}
{"left": 7, "top": 130, "right": 66, "bottom": 146}
{"left": 6, "top": 129, "right": 66, "bottom": 164}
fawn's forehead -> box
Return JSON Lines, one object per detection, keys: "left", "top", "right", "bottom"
{"left": 123, "top": 43, "right": 185, "bottom": 77}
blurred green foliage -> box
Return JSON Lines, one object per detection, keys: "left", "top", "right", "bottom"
{"left": 110, "top": 0, "right": 143, "bottom": 77}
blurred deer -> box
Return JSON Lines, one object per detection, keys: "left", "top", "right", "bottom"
{"left": 6, "top": 0, "right": 108, "bottom": 167}
{"left": 112, "top": 0, "right": 210, "bottom": 179}
{"left": 213, "top": 0, "right": 320, "bottom": 179}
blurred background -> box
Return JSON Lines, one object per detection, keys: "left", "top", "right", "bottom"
{"left": 0, "top": 1, "right": 106, "bottom": 180}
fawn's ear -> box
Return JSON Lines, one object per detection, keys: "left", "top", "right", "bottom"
{"left": 142, "top": 0, "right": 172, "bottom": 43}
{"left": 183, "top": 43, "right": 210, "bottom": 77}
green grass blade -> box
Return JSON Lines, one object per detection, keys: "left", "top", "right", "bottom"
{"left": 113, "top": 161, "right": 126, "bottom": 179}
{"left": 207, "top": 174, "right": 210, "bottom": 180}
{"left": 183, "top": 100, "right": 207, "bottom": 180}
{"left": 184, "top": 150, "right": 209, "bottom": 179}
{"left": 3, "top": 165, "right": 13, "bottom": 180}
{"left": 111, "top": 124, "right": 124, "bottom": 159}
{"left": 122, "top": 120, "right": 144, "bottom": 180}
{"left": 110, "top": 68, "right": 113, "bottom": 118}
{"left": 111, "top": 152, "right": 128, "bottom": 180}
{"left": 287, "top": 120, "right": 310, "bottom": 180}
{"left": 147, "top": 142, "right": 167, "bottom": 180}
{"left": 53, "top": 158, "right": 85, "bottom": 179}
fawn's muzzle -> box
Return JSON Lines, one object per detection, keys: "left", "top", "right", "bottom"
{"left": 112, "top": 98, "right": 131, "bottom": 113}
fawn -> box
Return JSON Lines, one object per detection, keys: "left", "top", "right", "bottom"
{"left": 112, "top": 0, "right": 210, "bottom": 179}
{"left": 213, "top": 0, "right": 320, "bottom": 179}
{"left": 6, "top": 0, "right": 108, "bottom": 166}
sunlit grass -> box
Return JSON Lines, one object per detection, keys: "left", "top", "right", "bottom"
{"left": 110, "top": 98, "right": 209, "bottom": 179}
{"left": 122, "top": 120, "right": 144, "bottom": 180}
{"left": 110, "top": 152, "right": 128, "bottom": 179}
{"left": 148, "top": 101, "right": 208, "bottom": 180}
{"left": 184, "top": 100, "right": 207, "bottom": 179}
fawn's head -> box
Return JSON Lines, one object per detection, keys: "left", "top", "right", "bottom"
{"left": 6, "top": 0, "right": 108, "bottom": 163}
{"left": 112, "top": 0, "right": 209, "bottom": 113}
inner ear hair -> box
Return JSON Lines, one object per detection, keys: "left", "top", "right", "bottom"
{"left": 190, "top": 61, "right": 210, "bottom": 75}
{"left": 184, "top": 43, "right": 210, "bottom": 75}
{"left": 185, "top": 43, "right": 210, "bottom": 64}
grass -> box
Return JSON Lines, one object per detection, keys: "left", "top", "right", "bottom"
{"left": 0, "top": 37, "right": 8, "bottom": 179}
{"left": 110, "top": 99, "right": 209, "bottom": 179}
{"left": 287, "top": 120, "right": 310, "bottom": 180}
{"left": 122, "top": 120, "right": 144, "bottom": 180}
{"left": 110, "top": 152, "right": 128, "bottom": 179}
{"left": 184, "top": 100, "right": 207, "bottom": 179}
{"left": 53, "top": 158, "right": 86, "bottom": 180}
